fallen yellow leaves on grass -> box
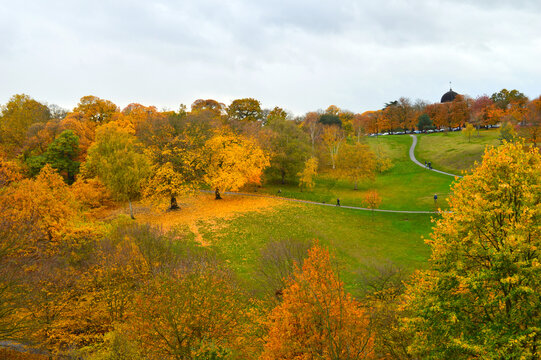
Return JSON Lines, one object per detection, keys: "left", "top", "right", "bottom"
{"left": 134, "top": 194, "right": 286, "bottom": 245}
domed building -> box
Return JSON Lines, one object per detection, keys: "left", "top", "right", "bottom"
{"left": 441, "top": 87, "right": 458, "bottom": 103}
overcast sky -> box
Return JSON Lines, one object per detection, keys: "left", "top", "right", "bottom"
{"left": 1, "top": 0, "right": 540, "bottom": 115}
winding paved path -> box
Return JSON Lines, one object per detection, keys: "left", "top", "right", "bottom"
{"left": 409, "top": 134, "right": 462, "bottom": 178}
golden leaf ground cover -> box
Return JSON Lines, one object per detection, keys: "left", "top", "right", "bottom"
{"left": 103, "top": 193, "right": 288, "bottom": 246}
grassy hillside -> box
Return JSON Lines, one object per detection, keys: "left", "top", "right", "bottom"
{"left": 415, "top": 129, "right": 500, "bottom": 174}
{"left": 134, "top": 195, "right": 435, "bottom": 297}
{"left": 259, "top": 134, "right": 455, "bottom": 211}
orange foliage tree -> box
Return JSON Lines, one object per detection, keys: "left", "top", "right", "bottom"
{"left": 262, "top": 243, "right": 374, "bottom": 359}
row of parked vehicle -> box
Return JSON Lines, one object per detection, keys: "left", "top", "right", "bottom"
{"left": 368, "top": 124, "right": 500, "bottom": 137}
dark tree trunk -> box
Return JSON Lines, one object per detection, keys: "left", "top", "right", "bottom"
{"left": 170, "top": 196, "right": 180, "bottom": 210}
{"left": 281, "top": 170, "right": 286, "bottom": 184}
{"left": 215, "top": 188, "right": 222, "bottom": 200}
{"left": 354, "top": 181, "right": 358, "bottom": 190}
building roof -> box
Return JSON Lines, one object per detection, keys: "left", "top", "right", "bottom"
{"left": 441, "top": 88, "right": 458, "bottom": 103}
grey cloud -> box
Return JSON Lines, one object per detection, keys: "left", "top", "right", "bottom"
{"left": 0, "top": 0, "right": 539, "bottom": 114}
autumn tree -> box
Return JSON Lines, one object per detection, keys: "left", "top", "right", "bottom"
{"left": 499, "top": 122, "right": 517, "bottom": 143}
{"left": 470, "top": 95, "right": 493, "bottom": 135}
{"left": 402, "top": 141, "right": 541, "bottom": 359}
{"left": 0, "top": 164, "right": 77, "bottom": 243}
{"left": 144, "top": 162, "right": 190, "bottom": 210}
{"left": 462, "top": 122, "right": 475, "bottom": 142}
{"left": 336, "top": 143, "right": 376, "bottom": 190}
{"left": 203, "top": 131, "right": 270, "bottom": 199}
{"left": 0, "top": 94, "right": 51, "bottom": 156}
{"left": 191, "top": 99, "right": 225, "bottom": 117}
{"left": 262, "top": 243, "right": 374, "bottom": 359}
{"left": 99, "top": 224, "right": 250, "bottom": 359}
{"left": 302, "top": 111, "right": 322, "bottom": 151}
{"left": 265, "top": 106, "right": 288, "bottom": 126}
{"left": 450, "top": 94, "right": 470, "bottom": 128}
{"left": 363, "top": 189, "right": 382, "bottom": 216}
{"left": 491, "top": 88, "right": 528, "bottom": 111}
{"left": 83, "top": 121, "right": 151, "bottom": 219}
{"left": 23, "top": 118, "right": 63, "bottom": 158}
{"left": 298, "top": 157, "right": 318, "bottom": 192}
{"left": 0, "top": 153, "right": 23, "bottom": 188}
{"left": 0, "top": 166, "right": 100, "bottom": 354}
{"left": 521, "top": 96, "right": 541, "bottom": 147}
{"left": 73, "top": 95, "right": 118, "bottom": 124}
{"left": 321, "top": 125, "right": 345, "bottom": 169}
{"left": 256, "top": 238, "right": 311, "bottom": 299}
{"left": 359, "top": 261, "right": 410, "bottom": 359}
{"left": 351, "top": 113, "right": 366, "bottom": 142}
{"left": 227, "top": 98, "right": 263, "bottom": 122}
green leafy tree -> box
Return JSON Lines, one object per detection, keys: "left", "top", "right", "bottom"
{"left": 318, "top": 113, "right": 342, "bottom": 127}
{"left": 27, "top": 130, "right": 80, "bottom": 183}
{"left": 403, "top": 141, "right": 541, "bottom": 359}
{"left": 266, "top": 118, "right": 310, "bottom": 184}
{"left": 490, "top": 89, "right": 528, "bottom": 110}
{"left": 417, "top": 113, "right": 433, "bottom": 131}
{"left": 84, "top": 121, "right": 151, "bottom": 219}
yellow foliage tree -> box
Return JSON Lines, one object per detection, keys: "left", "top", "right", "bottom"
{"left": 298, "top": 157, "right": 318, "bottom": 192}
{"left": 203, "top": 132, "right": 270, "bottom": 199}
{"left": 336, "top": 143, "right": 376, "bottom": 190}
{"left": 321, "top": 126, "right": 345, "bottom": 169}
{"left": 144, "top": 161, "right": 191, "bottom": 210}
{"left": 462, "top": 122, "right": 475, "bottom": 142}
{"left": 402, "top": 141, "right": 541, "bottom": 358}
{"left": 262, "top": 243, "right": 374, "bottom": 359}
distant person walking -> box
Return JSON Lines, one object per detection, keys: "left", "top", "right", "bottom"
{"left": 434, "top": 194, "right": 438, "bottom": 206}
{"left": 428, "top": 161, "right": 432, "bottom": 170}
{"left": 336, "top": 198, "right": 340, "bottom": 206}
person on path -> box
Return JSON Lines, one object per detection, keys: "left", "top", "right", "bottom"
{"left": 434, "top": 194, "right": 438, "bottom": 206}
{"left": 336, "top": 198, "right": 341, "bottom": 206}
{"left": 428, "top": 161, "right": 432, "bottom": 170}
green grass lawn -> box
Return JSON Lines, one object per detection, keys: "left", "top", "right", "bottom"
{"left": 256, "top": 135, "right": 455, "bottom": 211}
{"left": 191, "top": 202, "right": 435, "bottom": 297}
{"left": 415, "top": 129, "right": 500, "bottom": 174}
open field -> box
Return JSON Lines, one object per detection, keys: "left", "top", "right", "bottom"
{"left": 131, "top": 194, "right": 435, "bottom": 297}
{"left": 415, "top": 129, "right": 500, "bottom": 174}
{"left": 258, "top": 134, "right": 455, "bottom": 211}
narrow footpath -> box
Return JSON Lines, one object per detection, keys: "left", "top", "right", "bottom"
{"left": 409, "top": 134, "right": 462, "bottom": 178}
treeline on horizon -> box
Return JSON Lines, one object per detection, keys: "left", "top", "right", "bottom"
{"left": 0, "top": 89, "right": 540, "bottom": 359}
